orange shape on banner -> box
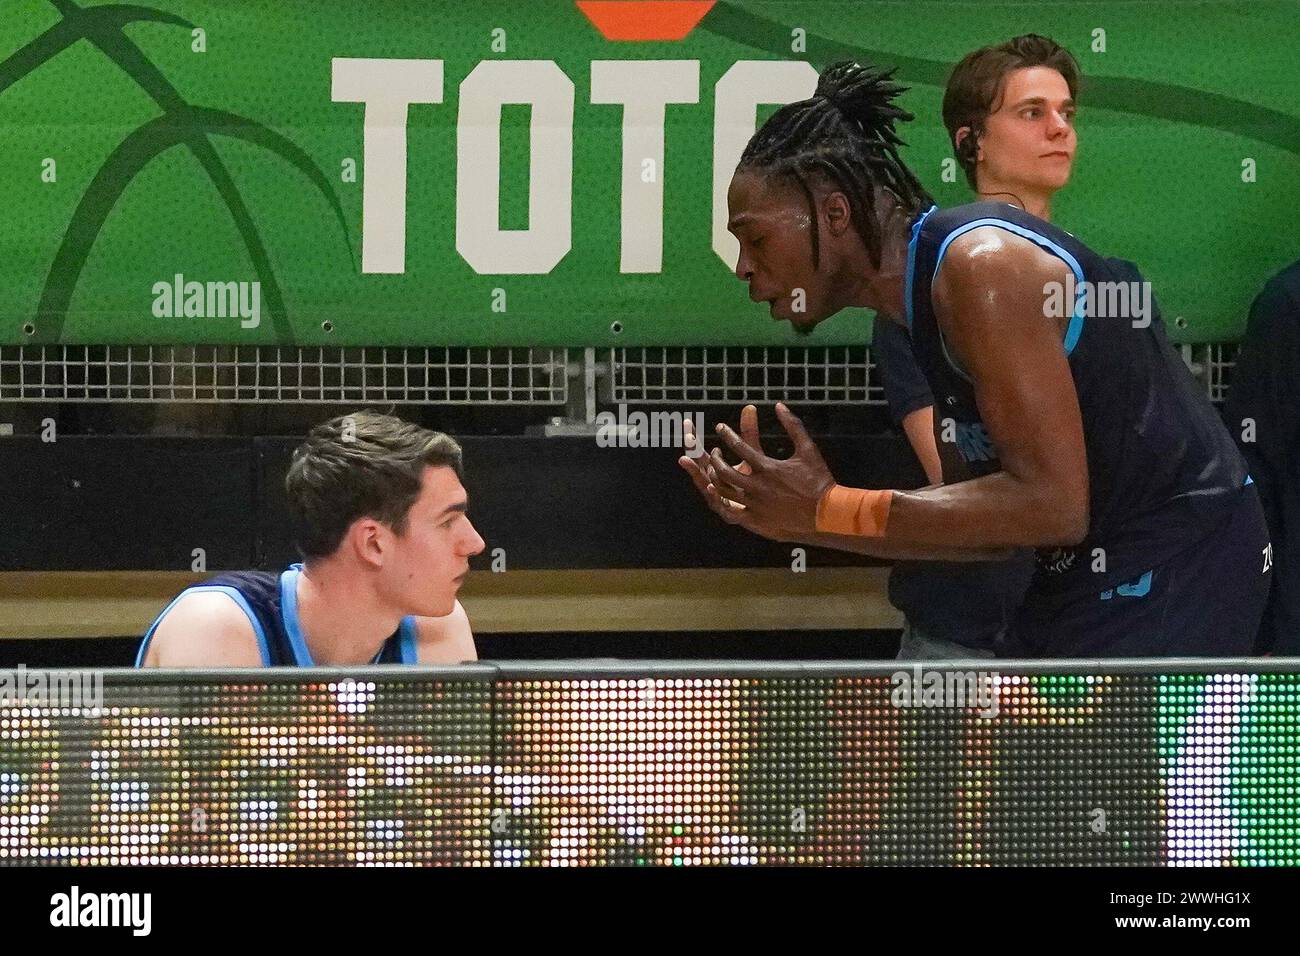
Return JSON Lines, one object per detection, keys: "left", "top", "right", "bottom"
{"left": 575, "top": 1, "right": 717, "bottom": 42}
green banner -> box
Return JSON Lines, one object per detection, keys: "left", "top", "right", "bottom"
{"left": 2, "top": 0, "right": 1297, "bottom": 346}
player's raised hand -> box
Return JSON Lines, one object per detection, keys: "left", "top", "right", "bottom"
{"left": 678, "top": 407, "right": 796, "bottom": 541}
{"left": 708, "top": 402, "right": 836, "bottom": 535}
{"left": 690, "top": 404, "right": 760, "bottom": 479}
{"left": 737, "top": 403, "right": 762, "bottom": 461}
{"left": 680, "top": 413, "right": 750, "bottom": 518}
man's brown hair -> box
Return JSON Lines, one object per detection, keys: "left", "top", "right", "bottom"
{"left": 942, "top": 34, "right": 1082, "bottom": 190}
{"left": 285, "top": 410, "right": 464, "bottom": 561}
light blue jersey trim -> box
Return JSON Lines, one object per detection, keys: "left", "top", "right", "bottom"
{"left": 1100, "top": 570, "right": 1154, "bottom": 601}
{"left": 281, "top": 562, "right": 406, "bottom": 665}
{"left": 904, "top": 205, "right": 937, "bottom": 333}
{"left": 931, "top": 217, "right": 1088, "bottom": 369}
{"left": 135, "top": 585, "right": 272, "bottom": 667}
{"left": 399, "top": 617, "right": 419, "bottom": 664}
{"left": 1245, "top": 475, "right": 1254, "bottom": 486}
{"left": 279, "top": 563, "right": 315, "bottom": 666}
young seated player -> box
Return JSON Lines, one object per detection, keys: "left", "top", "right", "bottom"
{"left": 138, "top": 411, "right": 484, "bottom": 666}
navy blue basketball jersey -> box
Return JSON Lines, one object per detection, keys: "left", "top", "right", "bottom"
{"left": 135, "top": 563, "right": 419, "bottom": 666}
{"left": 905, "top": 201, "right": 1251, "bottom": 598}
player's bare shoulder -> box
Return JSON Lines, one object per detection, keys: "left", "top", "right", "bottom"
{"left": 413, "top": 600, "right": 477, "bottom": 664}
{"left": 932, "top": 226, "right": 1075, "bottom": 342}
{"left": 936, "top": 226, "right": 1071, "bottom": 296}
{"left": 142, "top": 590, "right": 262, "bottom": 667}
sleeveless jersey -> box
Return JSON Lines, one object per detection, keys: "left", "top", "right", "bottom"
{"left": 135, "top": 563, "right": 418, "bottom": 666}
{"left": 905, "top": 201, "right": 1250, "bottom": 597}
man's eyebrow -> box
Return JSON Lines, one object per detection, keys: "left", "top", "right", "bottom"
{"left": 1009, "top": 95, "right": 1076, "bottom": 110}
{"left": 727, "top": 213, "right": 754, "bottom": 233}
{"left": 435, "top": 500, "right": 469, "bottom": 519}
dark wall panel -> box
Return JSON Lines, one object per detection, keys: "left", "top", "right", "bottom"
{"left": 1, "top": 432, "right": 923, "bottom": 571}
{"left": 257, "top": 434, "right": 923, "bottom": 570}
{"left": 0, "top": 437, "right": 254, "bottom": 571}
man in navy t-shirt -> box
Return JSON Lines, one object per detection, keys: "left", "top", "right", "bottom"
{"left": 1225, "top": 259, "right": 1300, "bottom": 654}
{"left": 872, "top": 315, "right": 1034, "bottom": 658}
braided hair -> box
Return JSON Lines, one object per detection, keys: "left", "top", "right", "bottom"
{"left": 738, "top": 61, "right": 933, "bottom": 270}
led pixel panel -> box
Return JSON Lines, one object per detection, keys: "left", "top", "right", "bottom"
{"left": 0, "top": 677, "right": 494, "bottom": 865}
{"left": 494, "top": 674, "right": 1170, "bottom": 866}
{"left": 0, "top": 668, "right": 1296, "bottom": 866}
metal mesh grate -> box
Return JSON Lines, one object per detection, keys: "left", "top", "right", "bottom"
{"left": 0, "top": 343, "right": 1239, "bottom": 406}
{"left": 1205, "top": 342, "right": 1238, "bottom": 405}
{"left": 0, "top": 345, "right": 569, "bottom": 404}
{"left": 609, "top": 346, "right": 882, "bottom": 405}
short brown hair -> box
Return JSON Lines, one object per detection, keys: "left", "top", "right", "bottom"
{"left": 285, "top": 410, "right": 464, "bottom": 561}
{"left": 942, "top": 34, "right": 1081, "bottom": 190}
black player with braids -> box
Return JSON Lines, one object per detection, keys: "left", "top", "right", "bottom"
{"left": 726, "top": 62, "right": 931, "bottom": 333}
{"left": 740, "top": 62, "right": 932, "bottom": 276}
{"left": 683, "top": 60, "right": 1269, "bottom": 657}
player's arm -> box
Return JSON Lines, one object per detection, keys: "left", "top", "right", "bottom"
{"left": 682, "top": 409, "right": 1016, "bottom": 562}
{"left": 871, "top": 313, "right": 944, "bottom": 485}
{"left": 414, "top": 599, "right": 477, "bottom": 664}
{"left": 141, "top": 591, "right": 263, "bottom": 667}
{"left": 900, "top": 405, "right": 944, "bottom": 486}
{"left": 890, "top": 228, "right": 1089, "bottom": 547}
{"left": 697, "top": 230, "right": 1088, "bottom": 553}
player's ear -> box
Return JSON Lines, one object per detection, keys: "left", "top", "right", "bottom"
{"left": 955, "top": 126, "right": 980, "bottom": 162}
{"left": 348, "top": 517, "right": 387, "bottom": 569}
{"left": 823, "top": 191, "right": 853, "bottom": 236}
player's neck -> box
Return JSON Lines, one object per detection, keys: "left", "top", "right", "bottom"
{"left": 848, "top": 205, "right": 911, "bottom": 318}
{"left": 293, "top": 561, "right": 402, "bottom": 665}
{"left": 975, "top": 183, "right": 1053, "bottom": 222}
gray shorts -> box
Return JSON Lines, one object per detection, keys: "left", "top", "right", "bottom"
{"left": 896, "top": 621, "right": 997, "bottom": 660}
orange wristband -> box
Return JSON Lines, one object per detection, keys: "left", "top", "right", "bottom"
{"left": 815, "top": 485, "right": 893, "bottom": 537}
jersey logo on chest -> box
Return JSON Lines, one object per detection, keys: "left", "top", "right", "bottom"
{"left": 940, "top": 418, "right": 998, "bottom": 463}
